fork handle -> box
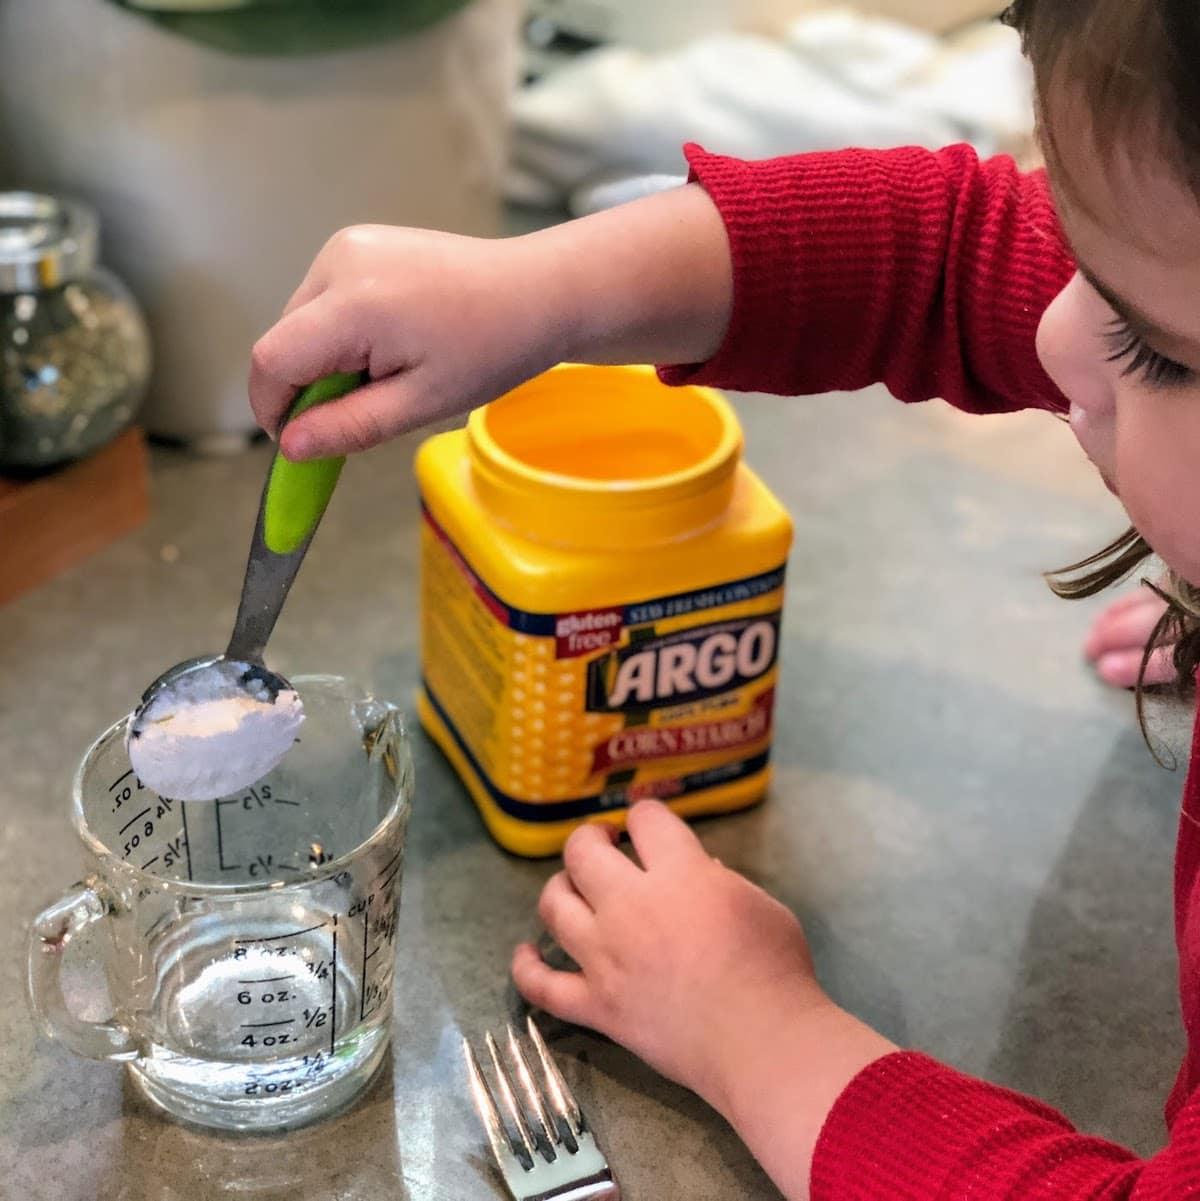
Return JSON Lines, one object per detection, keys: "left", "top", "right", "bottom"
{"left": 555, "top": 1174, "right": 621, "bottom": 1200}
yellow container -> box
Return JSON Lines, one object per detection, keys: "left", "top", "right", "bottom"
{"left": 415, "top": 364, "right": 793, "bottom": 857}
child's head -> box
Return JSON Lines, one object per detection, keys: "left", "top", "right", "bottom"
{"left": 1007, "top": 1, "right": 1200, "bottom": 693}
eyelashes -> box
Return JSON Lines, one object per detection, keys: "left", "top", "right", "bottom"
{"left": 1103, "top": 316, "right": 1193, "bottom": 388}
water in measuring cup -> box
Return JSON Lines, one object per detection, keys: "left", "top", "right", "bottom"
{"left": 132, "top": 878, "right": 399, "bottom": 1130}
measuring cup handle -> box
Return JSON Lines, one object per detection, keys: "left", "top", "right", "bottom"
{"left": 26, "top": 883, "right": 138, "bottom": 1061}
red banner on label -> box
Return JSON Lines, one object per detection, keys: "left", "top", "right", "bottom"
{"left": 591, "top": 689, "right": 775, "bottom": 774}
{"left": 555, "top": 608, "right": 625, "bottom": 659}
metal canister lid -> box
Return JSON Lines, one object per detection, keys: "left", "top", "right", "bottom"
{"left": 0, "top": 192, "right": 99, "bottom": 293}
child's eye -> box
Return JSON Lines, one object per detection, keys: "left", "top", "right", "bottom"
{"left": 1103, "top": 317, "right": 1194, "bottom": 388}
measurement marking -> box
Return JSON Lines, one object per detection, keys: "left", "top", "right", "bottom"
{"left": 359, "top": 897, "right": 371, "bottom": 1021}
{"left": 238, "top": 975, "right": 295, "bottom": 984}
{"left": 240, "top": 1019, "right": 296, "bottom": 1028}
{"left": 215, "top": 799, "right": 240, "bottom": 872}
{"left": 119, "top": 807, "right": 151, "bottom": 834}
{"left": 275, "top": 863, "right": 301, "bottom": 873}
{"left": 143, "top": 912, "right": 171, "bottom": 941}
{"left": 330, "top": 915, "right": 338, "bottom": 1056}
{"left": 372, "top": 849, "right": 403, "bottom": 885}
{"left": 364, "top": 947, "right": 380, "bottom": 962}
{"left": 273, "top": 798, "right": 300, "bottom": 807}
{"left": 108, "top": 769, "right": 135, "bottom": 792}
{"left": 181, "top": 801, "right": 193, "bottom": 881}
{"left": 140, "top": 856, "right": 160, "bottom": 870}
{"left": 379, "top": 867, "right": 401, "bottom": 894}
{"left": 235, "top": 922, "right": 327, "bottom": 944}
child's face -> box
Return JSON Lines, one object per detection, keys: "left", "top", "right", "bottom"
{"left": 1037, "top": 138, "right": 1200, "bottom": 588}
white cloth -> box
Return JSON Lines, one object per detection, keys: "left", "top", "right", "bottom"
{"left": 508, "top": 8, "right": 1034, "bottom": 215}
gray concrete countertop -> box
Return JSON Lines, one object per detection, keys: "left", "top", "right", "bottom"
{"left": 0, "top": 386, "right": 1188, "bottom": 1200}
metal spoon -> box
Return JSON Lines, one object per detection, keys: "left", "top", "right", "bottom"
{"left": 127, "top": 371, "right": 363, "bottom": 800}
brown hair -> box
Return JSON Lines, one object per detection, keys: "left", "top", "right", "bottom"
{"left": 1004, "top": 0, "right": 1200, "bottom": 746}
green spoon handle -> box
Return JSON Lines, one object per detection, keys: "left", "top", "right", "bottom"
{"left": 262, "top": 371, "right": 366, "bottom": 555}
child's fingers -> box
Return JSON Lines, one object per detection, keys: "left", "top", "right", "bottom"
{"left": 277, "top": 375, "right": 428, "bottom": 460}
{"left": 562, "top": 823, "right": 637, "bottom": 908}
{"left": 279, "top": 271, "right": 328, "bottom": 320}
{"left": 1095, "top": 645, "right": 1176, "bottom": 689}
{"left": 511, "top": 944, "right": 595, "bottom": 1027}
{"left": 625, "top": 800, "right": 707, "bottom": 870}
{"left": 537, "top": 871, "right": 596, "bottom": 962}
{"left": 1083, "top": 589, "right": 1169, "bottom": 661}
{"left": 247, "top": 293, "right": 368, "bottom": 436}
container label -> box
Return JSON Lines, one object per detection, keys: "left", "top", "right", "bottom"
{"left": 556, "top": 609, "right": 625, "bottom": 659}
{"left": 584, "top": 615, "right": 780, "bottom": 712}
{"left": 590, "top": 688, "right": 776, "bottom": 773}
{"left": 419, "top": 504, "right": 785, "bottom": 822}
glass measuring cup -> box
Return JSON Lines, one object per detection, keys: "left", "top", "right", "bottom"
{"left": 26, "top": 675, "right": 412, "bottom": 1132}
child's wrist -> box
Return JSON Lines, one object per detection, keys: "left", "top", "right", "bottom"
{"left": 506, "top": 227, "right": 589, "bottom": 369}
{"left": 706, "top": 999, "right": 898, "bottom": 1186}
{"left": 702, "top": 991, "right": 836, "bottom": 1120}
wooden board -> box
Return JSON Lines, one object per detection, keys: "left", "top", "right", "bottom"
{"left": 0, "top": 428, "right": 150, "bottom": 607}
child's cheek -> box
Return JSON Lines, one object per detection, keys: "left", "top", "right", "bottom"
{"left": 1117, "top": 398, "right": 1200, "bottom": 588}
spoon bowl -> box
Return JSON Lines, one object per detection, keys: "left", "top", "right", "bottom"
{"left": 127, "top": 372, "right": 364, "bottom": 800}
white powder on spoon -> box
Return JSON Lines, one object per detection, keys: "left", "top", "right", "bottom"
{"left": 128, "top": 664, "right": 304, "bottom": 801}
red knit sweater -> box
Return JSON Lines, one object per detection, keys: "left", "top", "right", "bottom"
{"left": 662, "top": 143, "right": 1200, "bottom": 1199}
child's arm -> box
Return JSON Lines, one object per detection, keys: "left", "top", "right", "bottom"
{"left": 249, "top": 144, "right": 1073, "bottom": 462}
{"left": 516, "top": 803, "right": 1196, "bottom": 1201}
{"left": 658, "top": 142, "right": 1073, "bottom": 415}
{"left": 248, "top": 183, "right": 735, "bottom": 461}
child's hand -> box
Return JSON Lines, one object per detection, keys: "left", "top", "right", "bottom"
{"left": 247, "top": 186, "right": 733, "bottom": 461}
{"left": 511, "top": 801, "right": 832, "bottom": 1115}
{"left": 248, "top": 226, "right": 571, "bottom": 461}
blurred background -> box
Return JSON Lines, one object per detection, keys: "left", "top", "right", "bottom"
{"left": 0, "top": 0, "right": 1025, "bottom": 599}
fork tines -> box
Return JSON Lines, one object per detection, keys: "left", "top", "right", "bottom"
{"left": 464, "top": 1016, "right": 619, "bottom": 1201}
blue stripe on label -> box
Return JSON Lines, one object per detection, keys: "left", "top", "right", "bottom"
{"left": 622, "top": 567, "right": 787, "bottom": 625}
{"left": 422, "top": 681, "right": 771, "bottom": 823}
{"left": 421, "top": 500, "right": 786, "bottom": 635}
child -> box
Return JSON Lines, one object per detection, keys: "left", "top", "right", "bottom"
{"left": 248, "top": 1, "right": 1200, "bottom": 1195}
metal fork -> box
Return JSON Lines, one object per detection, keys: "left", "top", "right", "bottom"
{"left": 464, "top": 1016, "right": 621, "bottom": 1201}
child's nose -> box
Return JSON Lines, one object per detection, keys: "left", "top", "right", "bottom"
{"left": 1036, "top": 275, "right": 1117, "bottom": 416}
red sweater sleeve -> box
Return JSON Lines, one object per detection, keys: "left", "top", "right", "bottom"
{"left": 659, "top": 143, "right": 1074, "bottom": 416}
{"left": 812, "top": 1051, "right": 1199, "bottom": 1199}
